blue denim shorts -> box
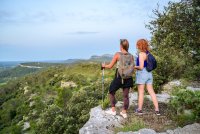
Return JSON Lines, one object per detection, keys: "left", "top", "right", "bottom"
{"left": 135, "top": 67, "right": 153, "bottom": 84}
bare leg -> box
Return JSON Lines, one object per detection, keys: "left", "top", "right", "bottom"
{"left": 138, "top": 84, "right": 145, "bottom": 110}
{"left": 146, "top": 84, "right": 159, "bottom": 111}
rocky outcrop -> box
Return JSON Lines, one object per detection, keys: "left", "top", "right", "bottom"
{"left": 61, "top": 81, "right": 77, "bottom": 88}
{"left": 162, "top": 80, "right": 200, "bottom": 93}
{"left": 117, "top": 129, "right": 157, "bottom": 134}
{"left": 23, "top": 122, "right": 30, "bottom": 131}
{"left": 146, "top": 93, "right": 171, "bottom": 103}
{"left": 19, "top": 64, "right": 42, "bottom": 69}
{"left": 186, "top": 86, "right": 200, "bottom": 91}
{"left": 79, "top": 106, "right": 124, "bottom": 134}
{"left": 162, "top": 80, "right": 182, "bottom": 94}
{"left": 117, "top": 123, "right": 200, "bottom": 134}
{"left": 80, "top": 90, "right": 199, "bottom": 134}
{"left": 79, "top": 92, "right": 173, "bottom": 134}
{"left": 129, "top": 92, "right": 171, "bottom": 104}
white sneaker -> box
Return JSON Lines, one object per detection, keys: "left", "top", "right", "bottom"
{"left": 105, "top": 109, "right": 116, "bottom": 116}
{"left": 120, "top": 111, "right": 127, "bottom": 118}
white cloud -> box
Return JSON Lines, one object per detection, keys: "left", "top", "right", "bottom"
{"left": 0, "top": 0, "right": 181, "bottom": 47}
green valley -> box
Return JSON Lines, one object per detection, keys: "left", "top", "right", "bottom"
{"left": 0, "top": 62, "right": 115, "bottom": 134}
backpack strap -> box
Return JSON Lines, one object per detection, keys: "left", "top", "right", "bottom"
{"left": 146, "top": 51, "right": 150, "bottom": 63}
{"left": 146, "top": 51, "right": 150, "bottom": 56}
{"left": 118, "top": 52, "right": 124, "bottom": 83}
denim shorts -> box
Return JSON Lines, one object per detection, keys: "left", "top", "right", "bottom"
{"left": 135, "top": 67, "right": 153, "bottom": 84}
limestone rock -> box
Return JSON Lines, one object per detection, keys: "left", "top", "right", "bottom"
{"left": 116, "top": 101, "right": 123, "bottom": 108}
{"left": 28, "top": 93, "right": 37, "bottom": 101}
{"left": 116, "top": 123, "right": 200, "bottom": 134}
{"left": 23, "top": 122, "right": 30, "bottom": 131}
{"left": 61, "top": 81, "right": 77, "bottom": 88}
{"left": 186, "top": 86, "right": 200, "bottom": 91}
{"left": 29, "top": 101, "right": 35, "bottom": 107}
{"left": 24, "top": 86, "right": 29, "bottom": 94}
{"left": 146, "top": 93, "right": 171, "bottom": 103}
{"left": 129, "top": 92, "right": 138, "bottom": 106}
{"left": 164, "top": 123, "right": 200, "bottom": 134}
{"left": 118, "top": 128, "right": 157, "bottom": 134}
{"left": 79, "top": 105, "right": 124, "bottom": 134}
{"left": 162, "top": 80, "right": 182, "bottom": 94}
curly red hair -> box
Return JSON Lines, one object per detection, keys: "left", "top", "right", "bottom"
{"left": 136, "top": 39, "right": 149, "bottom": 52}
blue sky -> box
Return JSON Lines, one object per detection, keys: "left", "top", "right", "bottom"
{"left": 0, "top": 0, "right": 180, "bottom": 61}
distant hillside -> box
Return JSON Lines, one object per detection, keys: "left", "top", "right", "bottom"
{"left": 0, "top": 66, "right": 41, "bottom": 83}
{"left": 62, "top": 54, "right": 113, "bottom": 64}
{"left": 89, "top": 54, "right": 113, "bottom": 62}
{"left": 0, "top": 62, "right": 59, "bottom": 84}
{"left": 20, "top": 62, "right": 64, "bottom": 68}
{"left": 0, "top": 54, "right": 113, "bottom": 84}
{"left": 64, "top": 59, "right": 85, "bottom": 63}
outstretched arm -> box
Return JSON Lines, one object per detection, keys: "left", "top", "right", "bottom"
{"left": 102, "top": 53, "right": 118, "bottom": 69}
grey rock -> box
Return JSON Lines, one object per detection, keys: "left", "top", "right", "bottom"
{"left": 171, "top": 123, "right": 200, "bottom": 134}
{"left": 117, "top": 123, "right": 200, "bottom": 134}
{"left": 146, "top": 93, "right": 171, "bottom": 103}
{"left": 118, "top": 129, "right": 157, "bottom": 134}
{"left": 29, "top": 101, "right": 35, "bottom": 107}
{"left": 168, "top": 80, "right": 182, "bottom": 86}
{"left": 162, "top": 80, "right": 182, "bottom": 94}
{"left": 186, "top": 86, "right": 200, "bottom": 91}
{"left": 79, "top": 105, "right": 124, "bottom": 134}
{"left": 24, "top": 86, "right": 29, "bottom": 94}
{"left": 136, "top": 128, "right": 157, "bottom": 134}
{"left": 116, "top": 101, "right": 123, "bottom": 107}
{"left": 23, "top": 122, "right": 30, "bottom": 131}
{"left": 117, "top": 131, "right": 134, "bottom": 134}
{"left": 129, "top": 92, "right": 138, "bottom": 106}
{"left": 61, "top": 81, "right": 77, "bottom": 88}
{"left": 165, "top": 129, "right": 175, "bottom": 134}
{"left": 129, "top": 92, "right": 171, "bottom": 104}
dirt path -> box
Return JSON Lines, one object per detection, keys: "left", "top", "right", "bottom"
{"left": 120, "top": 99, "right": 178, "bottom": 132}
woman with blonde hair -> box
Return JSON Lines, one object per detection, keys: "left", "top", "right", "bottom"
{"left": 134, "top": 39, "right": 160, "bottom": 115}
{"left": 102, "top": 39, "right": 134, "bottom": 118}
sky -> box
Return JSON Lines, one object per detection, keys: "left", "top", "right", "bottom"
{"left": 0, "top": 0, "right": 180, "bottom": 61}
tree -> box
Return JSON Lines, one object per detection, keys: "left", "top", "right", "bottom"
{"left": 147, "top": 0, "right": 200, "bottom": 81}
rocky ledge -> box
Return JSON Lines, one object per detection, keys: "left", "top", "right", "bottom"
{"left": 80, "top": 81, "right": 200, "bottom": 134}
{"left": 80, "top": 105, "right": 200, "bottom": 134}
{"left": 117, "top": 123, "right": 200, "bottom": 134}
{"left": 79, "top": 105, "right": 124, "bottom": 134}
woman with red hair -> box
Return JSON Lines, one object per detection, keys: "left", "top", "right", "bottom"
{"left": 134, "top": 39, "right": 160, "bottom": 115}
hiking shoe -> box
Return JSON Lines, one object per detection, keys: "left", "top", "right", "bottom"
{"left": 135, "top": 108, "right": 143, "bottom": 115}
{"left": 155, "top": 111, "right": 161, "bottom": 116}
{"left": 105, "top": 109, "right": 116, "bottom": 116}
{"left": 120, "top": 111, "right": 127, "bottom": 118}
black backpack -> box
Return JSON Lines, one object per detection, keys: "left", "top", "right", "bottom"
{"left": 146, "top": 53, "right": 157, "bottom": 72}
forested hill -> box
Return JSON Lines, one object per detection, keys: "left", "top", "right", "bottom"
{"left": 0, "top": 54, "right": 113, "bottom": 84}
{"left": 0, "top": 62, "right": 115, "bottom": 133}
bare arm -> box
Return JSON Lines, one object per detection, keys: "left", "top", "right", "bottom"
{"left": 134, "top": 52, "right": 146, "bottom": 70}
{"left": 102, "top": 53, "right": 118, "bottom": 69}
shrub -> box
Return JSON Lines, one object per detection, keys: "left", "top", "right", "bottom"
{"left": 115, "top": 115, "right": 145, "bottom": 132}
{"left": 56, "top": 87, "right": 72, "bottom": 108}
{"left": 169, "top": 88, "right": 200, "bottom": 125}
